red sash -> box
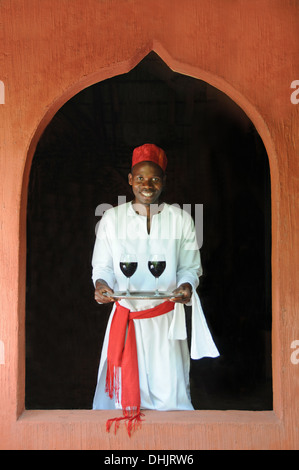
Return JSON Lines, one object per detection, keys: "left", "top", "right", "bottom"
{"left": 105, "top": 300, "right": 174, "bottom": 436}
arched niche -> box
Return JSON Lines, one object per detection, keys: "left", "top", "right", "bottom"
{"left": 24, "top": 51, "right": 272, "bottom": 411}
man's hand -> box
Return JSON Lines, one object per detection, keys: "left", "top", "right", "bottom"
{"left": 170, "top": 283, "right": 192, "bottom": 304}
{"left": 95, "top": 279, "right": 115, "bottom": 304}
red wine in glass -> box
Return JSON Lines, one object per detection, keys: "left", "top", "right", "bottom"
{"left": 120, "top": 262, "right": 138, "bottom": 278}
{"left": 148, "top": 254, "right": 166, "bottom": 295}
{"left": 120, "top": 254, "right": 137, "bottom": 294}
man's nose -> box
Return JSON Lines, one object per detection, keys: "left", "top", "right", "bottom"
{"left": 142, "top": 179, "right": 153, "bottom": 188}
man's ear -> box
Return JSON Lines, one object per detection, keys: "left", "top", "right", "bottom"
{"left": 128, "top": 173, "right": 132, "bottom": 186}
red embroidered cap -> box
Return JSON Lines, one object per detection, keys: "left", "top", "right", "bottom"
{"left": 132, "top": 143, "right": 167, "bottom": 172}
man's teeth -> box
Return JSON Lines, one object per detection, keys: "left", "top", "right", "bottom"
{"left": 142, "top": 191, "right": 153, "bottom": 196}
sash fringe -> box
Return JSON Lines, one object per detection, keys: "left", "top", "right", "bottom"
{"left": 106, "top": 408, "right": 144, "bottom": 437}
{"left": 105, "top": 361, "right": 120, "bottom": 402}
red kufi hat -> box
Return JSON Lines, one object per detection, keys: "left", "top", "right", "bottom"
{"left": 132, "top": 144, "right": 167, "bottom": 172}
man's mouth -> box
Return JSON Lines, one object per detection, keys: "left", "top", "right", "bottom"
{"left": 141, "top": 190, "right": 155, "bottom": 197}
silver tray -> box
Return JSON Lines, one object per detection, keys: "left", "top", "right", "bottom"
{"left": 104, "top": 291, "right": 184, "bottom": 300}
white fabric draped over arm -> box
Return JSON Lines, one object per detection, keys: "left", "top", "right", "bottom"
{"left": 168, "top": 209, "right": 219, "bottom": 359}
{"left": 190, "top": 291, "right": 220, "bottom": 359}
{"left": 168, "top": 294, "right": 219, "bottom": 359}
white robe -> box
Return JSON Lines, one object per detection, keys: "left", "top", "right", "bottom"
{"left": 92, "top": 201, "right": 219, "bottom": 411}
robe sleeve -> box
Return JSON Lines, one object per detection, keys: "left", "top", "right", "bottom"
{"left": 176, "top": 210, "right": 202, "bottom": 292}
{"left": 168, "top": 296, "right": 219, "bottom": 359}
{"left": 169, "top": 209, "right": 220, "bottom": 359}
{"left": 190, "top": 292, "right": 220, "bottom": 359}
{"left": 92, "top": 212, "right": 116, "bottom": 289}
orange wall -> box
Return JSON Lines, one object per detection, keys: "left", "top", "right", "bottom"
{"left": 0, "top": 0, "right": 298, "bottom": 449}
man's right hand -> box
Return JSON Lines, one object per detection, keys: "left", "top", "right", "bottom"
{"left": 95, "top": 279, "right": 115, "bottom": 304}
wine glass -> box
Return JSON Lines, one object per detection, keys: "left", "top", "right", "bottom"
{"left": 119, "top": 253, "right": 138, "bottom": 295}
{"left": 148, "top": 254, "right": 166, "bottom": 296}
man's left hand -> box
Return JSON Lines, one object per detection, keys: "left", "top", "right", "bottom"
{"left": 170, "top": 283, "right": 192, "bottom": 304}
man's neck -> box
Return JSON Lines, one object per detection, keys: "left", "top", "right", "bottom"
{"left": 131, "top": 200, "right": 165, "bottom": 233}
{"left": 131, "top": 200, "right": 164, "bottom": 218}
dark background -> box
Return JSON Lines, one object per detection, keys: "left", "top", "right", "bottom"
{"left": 25, "top": 52, "right": 272, "bottom": 410}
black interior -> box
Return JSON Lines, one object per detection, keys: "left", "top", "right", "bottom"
{"left": 25, "top": 52, "right": 272, "bottom": 410}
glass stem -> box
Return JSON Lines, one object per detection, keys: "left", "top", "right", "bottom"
{"left": 126, "top": 277, "right": 130, "bottom": 295}
{"left": 155, "top": 276, "right": 159, "bottom": 295}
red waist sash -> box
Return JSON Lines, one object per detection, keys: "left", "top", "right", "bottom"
{"left": 105, "top": 300, "right": 174, "bottom": 436}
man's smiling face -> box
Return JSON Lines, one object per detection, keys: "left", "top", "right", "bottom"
{"left": 128, "top": 161, "right": 166, "bottom": 208}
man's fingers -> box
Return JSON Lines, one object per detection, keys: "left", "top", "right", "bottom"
{"left": 170, "top": 284, "right": 191, "bottom": 303}
{"left": 95, "top": 287, "right": 115, "bottom": 303}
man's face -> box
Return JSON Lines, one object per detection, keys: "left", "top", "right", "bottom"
{"left": 128, "top": 161, "right": 166, "bottom": 207}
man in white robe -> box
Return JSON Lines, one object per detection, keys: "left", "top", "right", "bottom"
{"left": 92, "top": 144, "right": 219, "bottom": 423}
